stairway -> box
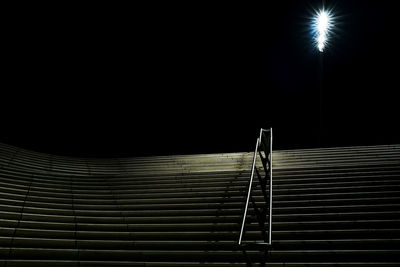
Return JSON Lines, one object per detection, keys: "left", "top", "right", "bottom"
{"left": 0, "top": 142, "right": 399, "bottom": 266}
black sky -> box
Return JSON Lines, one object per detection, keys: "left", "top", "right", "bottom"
{"left": 1, "top": 1, "right": 399, "bottom": 157}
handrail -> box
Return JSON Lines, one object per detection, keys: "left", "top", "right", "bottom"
{"left": 238, "top": 128, "right": 273, "bottom": 246}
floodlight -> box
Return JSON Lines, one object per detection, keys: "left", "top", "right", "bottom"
{"left": 313, "top": 9, "right": 332, "bottom": 52}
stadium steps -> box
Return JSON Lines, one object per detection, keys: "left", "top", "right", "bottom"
{"left": 0, "top": 143, "right": 399, "bottom": 266}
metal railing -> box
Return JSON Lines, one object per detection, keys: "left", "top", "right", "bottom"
{"left": 238, "top": 128, "right": 273, "bottom": 246}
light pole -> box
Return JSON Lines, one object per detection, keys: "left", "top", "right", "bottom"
{"left": 312, "top": 8, "right": 333, "bottom": 145}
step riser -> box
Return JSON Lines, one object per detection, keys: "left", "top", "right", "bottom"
{"left": 0, "top": 143, "right": 399, "bottom": 265}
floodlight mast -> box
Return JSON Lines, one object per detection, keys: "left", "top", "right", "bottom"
{"left": 310, "top": 2, "right": 335, "bottom": 145}
{"left": 312, "top": 6, "right": 333, "bottom": 145}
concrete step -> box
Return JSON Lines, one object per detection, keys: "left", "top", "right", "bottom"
{"left": 0, "top": 142, "right": 399, "bottom": 265}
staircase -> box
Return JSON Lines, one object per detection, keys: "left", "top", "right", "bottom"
{"left": 0, "top": 142, "right": 399, "bottom": 266}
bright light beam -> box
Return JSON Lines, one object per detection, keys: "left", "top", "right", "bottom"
{"left": 313, "top": 9, "right": 332, "bottom": 52}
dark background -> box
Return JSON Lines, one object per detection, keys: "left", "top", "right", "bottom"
{"left": 1, "top": 1, "right": 399, "bottom": 157}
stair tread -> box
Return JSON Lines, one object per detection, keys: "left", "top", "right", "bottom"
{"left": 0, "top": 143, "right": 399, "bottom": 265}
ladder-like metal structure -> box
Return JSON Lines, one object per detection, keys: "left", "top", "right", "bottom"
{"left": 239, "top": 128, "right": 273, "bottom": 246}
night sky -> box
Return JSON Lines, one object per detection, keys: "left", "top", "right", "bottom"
{"left": 1, "top": 1, "right": 399, "bottom": 158}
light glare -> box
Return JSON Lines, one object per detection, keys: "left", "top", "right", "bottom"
{"left": 313, "top": 9, "right": 332, "bottom": 52}
{"left": 317, "top": 12, "right": 329, "bottom": 34}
